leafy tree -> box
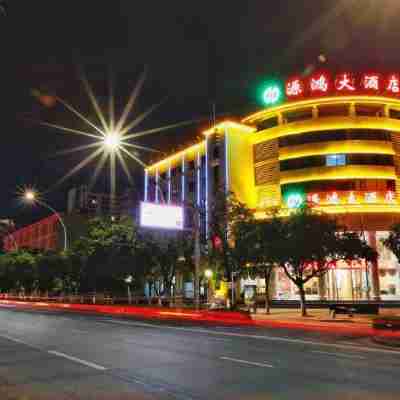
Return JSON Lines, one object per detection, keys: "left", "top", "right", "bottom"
{"left": 70, "top": 216, "right": 140, "bottom": 294}
{"left": 383, "top": 223, "right": 400, "bottom": 263}
{"left": 271, "top": 207, "right": 376, "bottom": 316}
{"left": 248, "top": 216, "right": 284, "bottom": 314}
{"left": 35, "top": 251, "right": 71, "bottom": 295}
{"left": 141, "top": 232, "right": 193, "bottom": 302}
{"left": 0, "top": 250, "right": 37, "bottom": 294}
{"left": 0, "top": 252, "right": 17, "bottom": 292}
{"left": 208, "top": 190, "right": 256, "bottom": 307}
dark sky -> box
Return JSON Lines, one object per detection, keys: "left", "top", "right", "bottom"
{"left": 1, "top": 0, "right": 400, "bottom": 226}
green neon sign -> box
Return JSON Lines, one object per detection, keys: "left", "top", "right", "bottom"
{"left": 261, "top": 81, "right": 284, "bottom": 106}
{"left": 284, "top": 191, "right": 305, "bottom": 209}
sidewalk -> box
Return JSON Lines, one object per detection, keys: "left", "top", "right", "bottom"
{"left": 251, "top": 307, "right": 400, "bottom": 341}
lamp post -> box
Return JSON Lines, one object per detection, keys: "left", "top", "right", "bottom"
{"left": 204, "top": 269, "right": 213, "bottom": 304}
{"left": 23, "top": 190, "right": 68, "bottom": 252}
{"left": 125, "top": 275, "right": 133, "bottom": 305}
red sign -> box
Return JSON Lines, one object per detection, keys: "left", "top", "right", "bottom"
{"left": 285, "top": 71, "right": 400, "bottom": 100}
{"left": 309, "top": 71, "right": 331, "bottom": 95}
{"left": 335, "top": 72, "right": 356, "bottom": 92}
{"left": 285, "top": 76, "right": 304, "bottom": 98}
{"left": 307, "top": 190, "right": 396, "bottom": 206}
{"left": 361, "top": 73, "right": 382, "bottom": 92}
{"left": 386, "top": 74, "right": 400, "bottom": 94}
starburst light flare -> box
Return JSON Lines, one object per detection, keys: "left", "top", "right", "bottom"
{"left": 36, "top": 68, "right": 197, "bottom": 198}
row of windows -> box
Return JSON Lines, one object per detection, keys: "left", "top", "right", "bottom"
{"left": 278, "top": 129, "right": 392, "bottom": 147}
{"left": 280, "top": 154, "right": 394, "bottom": 171}
{"left": 154, "top": 145, "right": 221, "bottom": 179}
{"left": 282, "top": 179, "right": 396, "bottom": 193}
{"left": 256, "top": 104, "right": 400, "bottom": 131}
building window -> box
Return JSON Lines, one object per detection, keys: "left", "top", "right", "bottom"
{"left": 213, "top": 145, "right": 220, "bottom": 159}
{"left": 283, "top": 108, "right": 313, "bottom": 124}
{"left": 356, "top": 104, "right": 385, "bottom": 117}
{"left": 256, "top": 116, "right": 279, "bottom": 131}
{"left": 278, "top": 129, "right": 391, "bottom": 147}
{"left": 326, "top": 154, "right": 346, "bottom": 167}
{"left": 213, "top": 166, "right": 219, "bottom": 185}
{"left": 318, "top": 104, "right": 349, "bottom": 118}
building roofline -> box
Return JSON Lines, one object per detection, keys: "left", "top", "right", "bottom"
{"left": 242, "top": 95, "right": 400, "bottom": 124}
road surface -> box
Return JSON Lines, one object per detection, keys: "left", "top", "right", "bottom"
{"left": 0, "top": 305, "right": 399, "bottom": 399}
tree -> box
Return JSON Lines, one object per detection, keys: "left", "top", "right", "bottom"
{"left": 249, "top": 216, "right": 283, "bottom": 314}
{"left": 272, "top": 207, "right": 376, "bottom": 316}
{"left": 208, "top": 189, "right": 256, "bottom": 307}
{"left": 70, "top": 216, "right": 140, "bottom": 294}
{"left": 383, "top": 223, "right": 400, "bottom": 263}
{"left": 36, "top": 251, "right": 70, "bottom": 295}
{"left": 0, "top": 252, "right": 17, "bottom": 292}
{"left": 0, "top": 250, "right": 37, "bottom": 294}
{"left": 141, "top": 232, "right": 193, "bottom": 303}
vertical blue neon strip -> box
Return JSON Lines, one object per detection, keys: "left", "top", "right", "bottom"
{"left": 225, "top": 128, "right": 229, "bottom": 194}
{"left": 197, "top": 151, "right": 201, "bottom": 206}
{"left": 155, "top": 169, "right": 159, "bottom": 203}
{"left": 168, "top": 164, "right": 171, "bottom": 203}
{"left": 205, "top": 138, "right": 209, "bottom": 238}
{"left": 144, "top": 170, "right": 148, "bottom": 201}
{"left": 181, "top": 155, "right": 185, "bottom": 202}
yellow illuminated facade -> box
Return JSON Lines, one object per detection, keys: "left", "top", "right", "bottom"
{"left": 145, "top": 95, "right": 400, "bottom": 301}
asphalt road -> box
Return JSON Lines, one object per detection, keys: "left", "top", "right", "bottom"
{"left": 0, "top": 306, "right": 399, "bottom": 400}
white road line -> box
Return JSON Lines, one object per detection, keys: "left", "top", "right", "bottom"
{"left": 70, "top": 329, "right": 90, "bottom": 335}
{"left": 220, "top": 356, "right": 273, "bottom": 368}
{"left": 98, "top": 319, "right": 400, "bottom": 356}
{"left": 0, "top": 334, "right": 40, "bottom": 350}
{"left": 311, "top": 350, "right": 366, "bottom": 360}
{"left": 48, "top": 350, "right": 107, "bottom": 371}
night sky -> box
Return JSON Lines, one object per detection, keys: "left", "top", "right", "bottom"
{"left": 2, "top": 0, "right": 400, "bottom": 226}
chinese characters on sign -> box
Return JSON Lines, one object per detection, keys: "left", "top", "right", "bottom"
{"left": 305, "top": 190, "right": 396, "bottom": 206}
{"left": 285, "top": 72, "right": 400, "bottom": 100}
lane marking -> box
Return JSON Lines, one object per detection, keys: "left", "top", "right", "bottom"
{"left": 220, "top": 356, "right": 273, "bottom": 368}
{"left": 98, "top": 319, "right": 400, "bottom": 356}
{"left": 70, "top": 329, "right": 90, "bottom": 335}
{"left": 311, "top": 350, "right": 366, "bottom": 360}
{"left": 0, "top": 334, "right": 40, "bottom": 350}
{"left": 48, "top": 350, "right": 107, "bottom": 371}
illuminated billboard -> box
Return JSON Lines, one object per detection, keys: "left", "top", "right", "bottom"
{"left": 140, "top": 202, "right": 184, "bottom": 230}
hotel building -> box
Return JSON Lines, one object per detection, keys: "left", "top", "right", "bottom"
{"left": 144, "top": 71, "right": 400, "bottom": 301}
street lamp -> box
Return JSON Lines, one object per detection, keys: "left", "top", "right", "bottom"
{"left": 125, "top": 275, "right": 133, "bottom": 305}
{"left": 204, "top": 269, "right": 213, "bottom": 304}
{"left": 103, "top": 131, "right": 121, "bottom": 152}
{"left": 23, "top": 189, "right": 68, "bottom": 252}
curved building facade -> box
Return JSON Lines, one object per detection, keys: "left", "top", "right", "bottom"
{"left": 145, "top": 76, "right": 400, "bottom": 301}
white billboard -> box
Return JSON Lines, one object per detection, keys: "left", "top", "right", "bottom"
{"left": 140, "top": 202, "right": 184, "bottom": 230}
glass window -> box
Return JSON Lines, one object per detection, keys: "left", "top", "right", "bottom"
{"left": 283, "top": 108, "right": 313, "bottom": 124}
{"left": 326, "top": 154, "right": 346, "bottom": 167}
{"left": 257, "top": 117, "right": 279, "bottom": 131}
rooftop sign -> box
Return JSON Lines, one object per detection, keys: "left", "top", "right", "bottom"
{"left": 285, "top": 71, "right": 400, "bottom": 101}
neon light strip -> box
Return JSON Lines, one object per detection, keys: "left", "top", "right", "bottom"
{"left": 225, "top": 128, "right": 229, "bottom": 194}
{"left": 144, "top": 170, "right": 148, "bottom": 201}
{"left": 181, "top": 155, "right": 185, "bottom": 202}
{"left": 205, "top": 137, "right": 209, "bottom": 238}
{"left": 197, "top": 151, "right": 201, "bottom": 206}
{"left": 155, "top": 169, "right": 159, "bottom": 203}
{"left": 168, "top": 164, "right": 171, "bottom": 203}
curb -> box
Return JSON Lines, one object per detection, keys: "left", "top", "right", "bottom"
{"left": 0, "top": 300, "right": 253, "bottom": 326}
{"left": 372, "top": 335, "right": 400, "bottom": 348}
{"left": 2, "top": 299, "right": 400, "bottom": 340}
